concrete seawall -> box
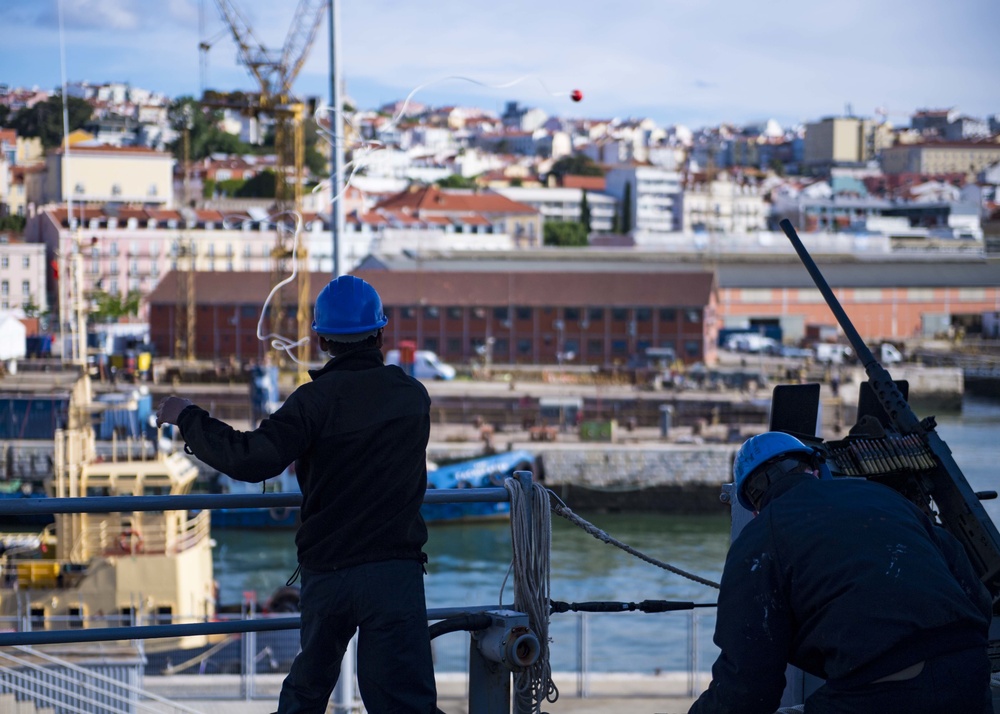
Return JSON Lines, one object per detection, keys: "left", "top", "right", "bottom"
{"left": 429, "top": 441, "right": 737, "bottom": 513}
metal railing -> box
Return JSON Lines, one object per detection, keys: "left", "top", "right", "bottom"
{"left": 0, "top": 644, "right": 202, "bottom": 714}
{"left": 0, "top": 479, "right": 716, "bottom": 712}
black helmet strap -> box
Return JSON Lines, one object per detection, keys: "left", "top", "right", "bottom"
{"left": 743, "top": 455, "right": 815, "bottom": 511}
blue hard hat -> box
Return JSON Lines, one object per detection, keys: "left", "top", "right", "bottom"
{"left": 311, "top": 275, "right": 388, "bottom": 337}
{"left": 733, "top": 432, "right": 816, "bottom": 511}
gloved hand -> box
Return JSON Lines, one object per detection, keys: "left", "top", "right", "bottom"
{"left": 156, "top": 396, "right": 194, "bottom": 427}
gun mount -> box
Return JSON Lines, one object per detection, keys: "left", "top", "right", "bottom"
{"left": 774, "top": 219, "right": 1000, "bottom": 614}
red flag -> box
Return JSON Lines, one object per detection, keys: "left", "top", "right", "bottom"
{"left": 50, "top": 259, "right": 59, "bottom": 280}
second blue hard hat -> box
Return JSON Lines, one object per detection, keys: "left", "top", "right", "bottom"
{"left": 733, "top": 432, "right": 816, "bottom": 511}
{"left": 312, "top": 275, "right": 388, "bottom": 338}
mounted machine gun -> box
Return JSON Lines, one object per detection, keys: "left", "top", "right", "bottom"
{"left": 773, "top": 218, "right": 1000, "bottom": 666}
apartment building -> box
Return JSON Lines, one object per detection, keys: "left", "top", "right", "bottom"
{"left": 802, "top": 117, "right": 892, "bottom": 174}
{"left": 44, "top": 145, "right": 175, "bottom": 206}
{"left": 494, "top": 187, "right": 616, "bottom": 232}
{"left": 0, "top": 233, "right": 47, "bottom": 314}
{"left": 374, "top": 185, "right": 542, "bottom": 247}
{"left": 880, "top": 141, "right": 1000, "bottom": 178}
{"left": 604, "top": 165, "right": 682, "bottom": 234}
{"left": 679, "top": 173, "right": 767, "bottom": 234}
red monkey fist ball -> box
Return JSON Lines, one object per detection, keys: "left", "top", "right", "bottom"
{"left": 570, "top": 89, "right": 583, "bottom": 102}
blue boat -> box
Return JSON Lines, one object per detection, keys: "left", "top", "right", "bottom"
{"left": 209, "top": 450, "right": 537, "bottom": 529}
{"left": 422, "top": 450, "right": 536, "bottom": 524}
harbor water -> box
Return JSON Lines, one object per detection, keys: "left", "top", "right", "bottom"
{"left": 210, "top": 395, "right": 1000, "bottom": 674}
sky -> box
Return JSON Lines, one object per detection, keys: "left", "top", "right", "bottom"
{"left": 1, "top": 0, "right": 998, "bottom": 130}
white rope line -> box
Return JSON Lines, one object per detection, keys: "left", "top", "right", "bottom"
{"left": 548, "top": 490, "right": 721, "bottom": 590}
{"left": 505, "top": 478, "right": 558, "bottom": 712}
{"left": 253, "top": 211, "right": 311, "bottom": 365}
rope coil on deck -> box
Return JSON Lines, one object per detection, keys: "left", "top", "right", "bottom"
{"left": 547, "top": 490, "right": 721, "bottom": 590}
{"left": 505, "top": 478, "right": 558, "bottom": 712}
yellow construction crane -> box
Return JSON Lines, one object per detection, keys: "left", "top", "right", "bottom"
{"left": 212, "top": 0, "right": 326, "bottom": 380}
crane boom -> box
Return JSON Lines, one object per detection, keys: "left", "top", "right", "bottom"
{"left": 281, "top": 0, "right": 328, "bottom": 96}
{"left": 210, "top": 0, "right": 325, "bottom": 383}
{"left": 213, "top": 0, "right": 282, "bottom": 96}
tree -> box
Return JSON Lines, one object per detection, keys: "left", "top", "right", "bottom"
{"left": 167, "top": 97, "right": 251, "bottom": 163}
{"left": 0, "top": 215, "right": 27, "bottom": 232}
{"left": 11, "top": 93, "right": 93, "bottom": 148}
{"left": 543, "top": 221, "right": 588, "bottom": 247}
{"left": 621, "top": 181, "right": 633, "bottom": 233}
{"left": 88, "top": 290, "right": 142, "bottom": 323}
{"left": 549, "top": 153, "right": 604, "bottom": 182}
{"left": 436, "top": 174, "right": 478, "bottom": 189}
{"left": 0, "top": 106, "right": 10, "bottom": 126}
{"left": 236, "top": 170, "right": 278, "bottom": 198}
{"left": 579, "top": 191, "right": 592, "bottom": 234}
{"left": 768, "top": 157, "right": 786, "bottom": 177}
{"left": 302, "top": 117, "right": 329, "bottom": 177}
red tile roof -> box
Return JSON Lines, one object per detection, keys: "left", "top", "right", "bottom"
{"left": 52, "top": 144, "right": 167, "bottom": 156}
{"left": 375, "top": 185, "right": 537, "bottom": 216}
{"left": 561, "top": 175, "right": 607, "bottom": 191}
{"left": 48, "top": 207, "right": 106, "bottom": 224}
{"left": 147, "top": 209, "right": 183, "bottom": 222}
{"left": 195, "top": 210, "right": 226, "bottom": 223}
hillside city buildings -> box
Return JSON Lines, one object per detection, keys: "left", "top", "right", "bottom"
{"left": 1, "top": 79, "right": 999, "bottom": 363}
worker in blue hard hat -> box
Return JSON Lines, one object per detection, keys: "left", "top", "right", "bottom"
{"left": 157, "top": 275, "right": 439, "bottom": 714}
{"left": 689, "top": 431, "right": 992, "bottom": 714}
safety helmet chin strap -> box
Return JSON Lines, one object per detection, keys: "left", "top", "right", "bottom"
{"left": 743, "top": 454, "right": 821, "bottom": 512}
{"left": 320, "top": 330, "right": 383, "bottom": 360}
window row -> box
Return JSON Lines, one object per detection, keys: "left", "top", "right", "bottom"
{"left": 385, "top": 306, "right": 703, "bottom": 323}
{"left": 415, "top": 336, "right": 702, "bottom": 359}
{"left": 0, "top": 256, "right": 31, "bottom": 269}
{"left": 0, "top": 280, "right": 32, "bottom": 296}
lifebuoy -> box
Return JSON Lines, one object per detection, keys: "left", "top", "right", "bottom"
{"left": 118, "top": 530, "right": 143, "bottom": 554}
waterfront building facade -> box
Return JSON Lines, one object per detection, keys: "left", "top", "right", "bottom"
{"left": 144, "top": 269, "right": 719, "bottom": 368}
{"left": 354, "top": 250, "right": 1000, "bottom": 346}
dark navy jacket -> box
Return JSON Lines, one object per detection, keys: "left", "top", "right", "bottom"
{"left": 177, "top": 348, "right": 431, "bottom": 571}
{"left": 689, "top": 474, "right": 992, "bottom": 714}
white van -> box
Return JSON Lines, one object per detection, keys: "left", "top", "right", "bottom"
{"left": 879, "top": 343, "right": 903, "bottom": 365}
{"left": 813, "top": 343, "right": 852, "bottom": 364}
{"left": 385, "top": 349, "right": 457, "bottom": 380}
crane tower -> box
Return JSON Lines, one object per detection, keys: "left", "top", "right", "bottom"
{"left": 212, "top": 0, "right": 327, "bottom": 379}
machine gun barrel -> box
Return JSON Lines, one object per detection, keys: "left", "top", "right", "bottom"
{"left": 779, "top": 219, "right": 919, "bottom": 433}
{"left": 778, "top": 218, "right": 1000, "bottom": 604}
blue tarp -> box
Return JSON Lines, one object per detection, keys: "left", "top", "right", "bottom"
{"left": 0, "top": 396, "right": 69, "bottom": 439}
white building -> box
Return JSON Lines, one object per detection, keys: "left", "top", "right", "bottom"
{"left": 44, "top": 145, "right": 175, "bottom": 206}
{"left": 679, "top": 173, "right": 767, "bottom": 234}
{"left": 495, "top": 187, "right": 616, "bottom": 232}
{"left": 604, "top": 165, "right": 682, "bottom": 234}
{"left": 0, "top": 233, "right": 47, "bottom": 314}
{"left": 0, "top": 313, "right": 27, "bottom": 361}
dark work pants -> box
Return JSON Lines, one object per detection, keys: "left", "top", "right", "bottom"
{"left": 804, "top": 645, "right": 992, "bottom": 714}
{"left": 276, "top": 560, "right": 437, "bottom": 714}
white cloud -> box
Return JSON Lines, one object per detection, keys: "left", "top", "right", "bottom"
{"left": 0, "top": 0, "right": 996, "bottom": 127}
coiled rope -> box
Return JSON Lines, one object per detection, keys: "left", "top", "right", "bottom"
{"left": 548, "top": 490, "right": 721, "bottom": 590}
{"left": 504, "top": 478, "right": 558, "bottom": 713}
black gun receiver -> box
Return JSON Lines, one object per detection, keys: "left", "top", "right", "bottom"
{"left": 776, "top": 219, "right": 1000, "bottom": 615}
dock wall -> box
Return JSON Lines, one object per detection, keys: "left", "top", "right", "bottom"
{"left": 429, "top": 443, "right": 737, "bottom": 514}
